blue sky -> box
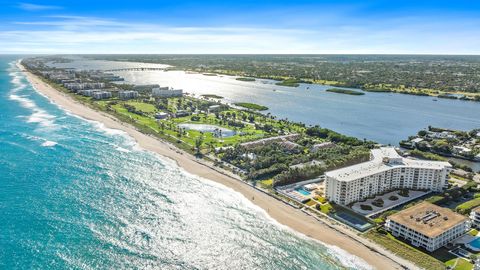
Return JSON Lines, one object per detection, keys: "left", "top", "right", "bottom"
{"left": 1, "top": 0, "right": 480, "bottom": 54}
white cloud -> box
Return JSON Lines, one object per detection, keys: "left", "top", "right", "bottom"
{"left": 18, "top": 3, "right": 62, "bottom": 11}
{"left": 2, "top": 15, "right": 480, "bottom": 54}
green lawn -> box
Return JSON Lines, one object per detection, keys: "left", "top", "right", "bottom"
{"left": 445, "top": 258, "right": 473, "bottom": 270}
{"left": 258, "top": 179, "right": 273, "bottom": 189}
{"left": 126, "top": 101, "right": 157, "bottom": 113}
{"left": 456, "top": 197, "right": 480, "bottom": 214}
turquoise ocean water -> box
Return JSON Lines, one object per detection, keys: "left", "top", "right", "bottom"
{"left": 0, "top": 56, "right": 370, "bottom": 269}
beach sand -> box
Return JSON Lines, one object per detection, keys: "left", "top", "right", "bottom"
{"left": 19, "top": 63, "right": 419, "bottom": 270}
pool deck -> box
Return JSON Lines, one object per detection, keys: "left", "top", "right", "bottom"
{"left": 351, "top": 190, "right": 429, "bottom": 217}
{"left": 455, "top": 234, "right": 480, "bottom": 252}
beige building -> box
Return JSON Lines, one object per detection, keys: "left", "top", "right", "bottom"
{"left": 325, "top": 147, "right": 451, "bottom": 205}
{"left": 386, "top": 202, "right": 470, "bottom": 251}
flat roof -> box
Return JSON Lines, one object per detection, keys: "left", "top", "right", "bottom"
{"left": 325, "top": 147, "right": 451, "bottom": 182}
{"left": 388, "top": 202, "right": 468, "bottom": 238}
{"left": 471, "top": 206, "right": 480, "bottom": 214}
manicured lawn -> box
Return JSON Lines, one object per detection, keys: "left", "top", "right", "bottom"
{"left": 126, "top": 101, "right": 157, "bottom": 113}
{"left": 445, "top": 258, "right": 473, "bottom": 270}
{"left": 456, "top": 197, "right": 480, "bottom": 214}
{"left": 258, "top": 179, "right": 273, "bottom": 189}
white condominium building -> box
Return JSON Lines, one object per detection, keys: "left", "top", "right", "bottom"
{"left": 118, "top": 90, "right": 139, "bottom": 100}
{"left": 386, "top": 202, "right": 470, "bottom": 251}
{"left": 325, "top": 147, "right": 451, "bottom": 205}
{"left": 152, "top": 87, "right": 183, "bottom": 98}
{"left": 470, "top": 206, "right": 480, "bottom": 227}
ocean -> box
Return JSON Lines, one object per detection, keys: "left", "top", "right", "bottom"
{"left": 0, "top": 56, "right": 370, "bottom": 269}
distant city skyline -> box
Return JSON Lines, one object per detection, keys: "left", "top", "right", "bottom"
{"left": 1, "top": 0, "right": 480, "bottom": 54}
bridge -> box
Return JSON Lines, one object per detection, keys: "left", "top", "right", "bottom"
{"left": 103, "top": 67, "right": 167, "bottom": 72}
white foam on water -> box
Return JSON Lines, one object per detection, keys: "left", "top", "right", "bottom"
{"left": 115, "top": 146, "right": 131, "bottom": 153}
{"left": 8, "top": 62, "right": 58, "bottom": 131}
{"left": 179, "top": 168, "right": 373, "bottom": 270}
{"left": 41, "top": 140, "right": 58, "bottom": 147}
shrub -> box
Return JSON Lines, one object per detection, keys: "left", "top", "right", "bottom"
{"left": 360, "top": 204, "right": 373, "bottom": 211}
{"left": 191, "top": 115, "right": 201, "bottom": 121}
{"left": 315, "top": 196, "right": 327, "bottom": 204}
{"left": 372, "top": 198, "right": 384, "bottom": 207}
{"left": 399, "top": 189, "right": 410, "bottom": 197}
{"left": 389, "top": 195, "right": 399, "bottom": 201}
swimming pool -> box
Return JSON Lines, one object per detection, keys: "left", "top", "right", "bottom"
{"left": 178, "top": 123, "right": 237, "bottom": 137}
{"left": 468, "top": 237, "right": 480, "bottom": 250}
{"left": 295, "top": 188, "right": 311, "bottom": 196}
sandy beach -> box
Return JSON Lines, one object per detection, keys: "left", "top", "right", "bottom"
{"left": 19, "top": 63, "right": 419, "bottom": 270}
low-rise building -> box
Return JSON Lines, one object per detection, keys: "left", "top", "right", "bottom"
{"left": 470, "top": 207, "right": 480, "bottom": 227}
{"left": 208, "top": 105, "right": 222, "bottom": 112}
{"left": 386, "top": 202, "right": 470, "bottom": 251}
{"left": 154, "top": 112, "right": 169, "bottom": 120}
{"left": 239, "top": 134, "right": 300, "bottom": 149}
{"left": 118, "top": 90, "right": 139, "bottom": 100}
{"left": 64, "top": 82, "right": 105, "bottom": 92}
{"left": 152, "top": 87, "right": 183, "bottom": 98}
{"left": 325, "top": 147, "right": 452, "bottom": 205}
{"left": 92, "top": 91, "right": 112, "bottom": 100}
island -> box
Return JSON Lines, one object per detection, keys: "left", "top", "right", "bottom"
{"left": 200, "top": 94, "right": 224, "bottom": 99}
{"left": 236, "top": 77, "right": 256, "bottom": 82}
{"left": 326, "top": 88, "right": 365, "bottom": 95}
{"left": 275, "top": 78, "right": 311, "bottom": 87}
{"left": 233, "top": 102, "right": 268, "bottom": 111}
{"left": 96, "top": 54, "right": 480, "bottom": 102}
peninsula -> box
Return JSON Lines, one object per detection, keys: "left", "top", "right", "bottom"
{"left": 18, "top": 59, "right": 419, "bottom": 270}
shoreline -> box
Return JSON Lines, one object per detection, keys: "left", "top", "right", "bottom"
{"left": 18, "top": 62, "right": 419, "bottom": 270}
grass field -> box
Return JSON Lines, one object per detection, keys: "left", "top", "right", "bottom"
{"left": 445, "top": 258, "right": 473, "bottom": 270}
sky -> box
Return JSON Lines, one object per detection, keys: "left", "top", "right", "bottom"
{"left": 1, "top": 0, "right": 480, "bottom": 54}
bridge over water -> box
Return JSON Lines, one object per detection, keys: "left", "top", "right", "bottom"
{"left": 103, "top": 67, "right": 167, "bottom": 72}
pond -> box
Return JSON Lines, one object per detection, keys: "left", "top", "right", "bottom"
{"left": 178, "top": 123, "right": 237, "bottom": 137}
